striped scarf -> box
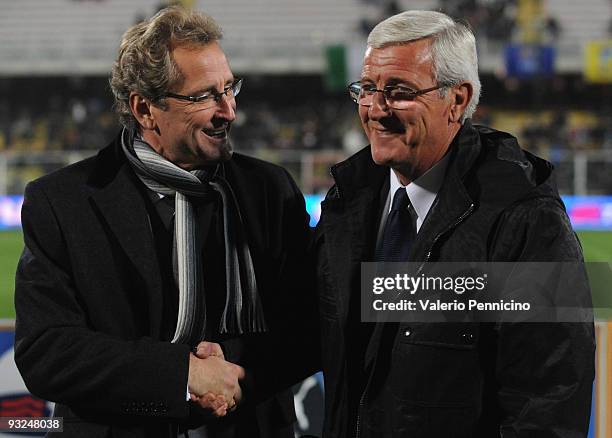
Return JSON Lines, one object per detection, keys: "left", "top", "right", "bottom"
{"left": 121, "top": 129, "right": 267, "bottom": 345}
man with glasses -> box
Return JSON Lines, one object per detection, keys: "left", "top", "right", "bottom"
{"left": 15, "top": 6, "right": 317, "bottom": 438}
{"left": 315, "top": 10, "right": 594, "bottom": 437}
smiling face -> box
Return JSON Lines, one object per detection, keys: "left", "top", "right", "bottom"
{"left": 143, "top": 42, "right": 236, "bottom": 170}
{"left": 359, "top": 39, "right": 461, "bottom": 184}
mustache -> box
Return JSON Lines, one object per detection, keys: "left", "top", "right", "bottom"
{"left": 369, "top": 118, "right": 405, "bottom": 133}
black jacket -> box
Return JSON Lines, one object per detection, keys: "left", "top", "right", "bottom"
{"left": 14, "top": 133, "right": 319, "bottom": 438}
{"left": 315, "top": 121, "right": 595, "bottom": 438}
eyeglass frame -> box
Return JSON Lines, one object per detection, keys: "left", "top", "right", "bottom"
{"left": 160, "top": 77, "right": 243, "bottom": 106}
{"left": 347, "top": 81, "right": 445, "bottom": 108}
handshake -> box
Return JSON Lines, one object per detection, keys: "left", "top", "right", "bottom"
{"left": 187, "top": 341, "right": 245, "bottom": 417}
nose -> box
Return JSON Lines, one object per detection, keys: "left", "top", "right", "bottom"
{"left": 367, "top": 91, "right": 392, "bottom": 120}
{"left": 215, "top": 94, "right": 236, "bottom": 122}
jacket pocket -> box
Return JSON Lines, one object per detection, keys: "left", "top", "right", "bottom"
{"left": 388, "top": 323, "right": 481, "bottom": 406}
{"left": 395, "top": 322, "right": 478, "bottom": 350}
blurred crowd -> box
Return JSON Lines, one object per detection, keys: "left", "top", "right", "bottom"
{"left": 0, "top": 75, "right": 363, "bottom": 153}
{"left": 0, "top": 97, "right": 116, "bottom": 153}
{"left": 0, "top": 75, "right": 609, "bottom": 195}
{"left": 0, "top": 74, "right": 610, "bottom": 156}
{"left": 360, "top": 0, "right": 563, "bottom": 44}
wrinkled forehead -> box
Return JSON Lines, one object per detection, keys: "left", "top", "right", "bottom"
{"left": 360, "top": 41, "right": 435, "bottom": 84}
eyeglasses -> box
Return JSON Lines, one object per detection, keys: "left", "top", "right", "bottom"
{"left": 161, "top": 78, "right": 243, "bottom": 109}
{"left": 348, "top": 81, "right": 444, "bottom": 109}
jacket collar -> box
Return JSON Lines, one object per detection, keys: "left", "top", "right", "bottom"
{"left": 409, "top": 121, "right": 480, "bottom": 260}
{"left": 329, "top": 146, "right": 387, "bottom": 203}
{"left": 449, "top": 119, "right": 483, "bottom": 180}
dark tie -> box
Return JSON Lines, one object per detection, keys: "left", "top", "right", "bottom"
{"left": 360, "top": 187, "right": 416, "bottom": 388}
{"left": 375, "top": 187, "right": 415, "bottom": 262}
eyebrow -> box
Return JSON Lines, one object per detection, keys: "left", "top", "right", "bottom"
{"left": 359, "top": 76, "right": 418, "bottom": 88}
{"left": 383, "top": 77, "right": 418, "bottom": 88}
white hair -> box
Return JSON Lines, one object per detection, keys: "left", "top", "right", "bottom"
{"left": 367, "top": 10, "right": 481, "bottom": 122}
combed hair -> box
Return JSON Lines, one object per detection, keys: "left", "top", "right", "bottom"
{"left": 110, "top": 6, "right": 223, "bottom": 129}
{"left": 367, "top": 10, "right": 481, "bottom": 122}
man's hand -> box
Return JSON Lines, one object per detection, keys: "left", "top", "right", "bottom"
{"left": 195, "top": 341, "right": 225, "bottom": 360}
{"left": 188, "top": 342, "right": 244, "bottom": 416}
{"left": 189, "top": 391, "right": 229, "bottom": 417}
{"left": 190, "top": 341, "right": 230, "bottom": 416}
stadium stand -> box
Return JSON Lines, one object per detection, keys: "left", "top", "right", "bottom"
{"left": 0, "top": 0, "right": 609, "bottom": 192}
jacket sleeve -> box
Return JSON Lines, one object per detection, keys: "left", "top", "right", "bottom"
{"left": 14, "top": 180, "right": 191, "bottom": 420}
{"left": 489, "top": 196, "right": 595, "bottom": 437}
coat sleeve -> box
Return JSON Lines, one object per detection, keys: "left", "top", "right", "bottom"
{"left": 14, "top": 180, "right": 191, "bottom": 420}
{"left": 489, "top": 196, "right": 595, "bottom": 437}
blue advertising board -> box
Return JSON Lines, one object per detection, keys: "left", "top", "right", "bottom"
{"left": 4, "top": 195, "right": 612, "bottom": 231}
{"left": 505, "top": 44, "right": 555, "bottom": 78}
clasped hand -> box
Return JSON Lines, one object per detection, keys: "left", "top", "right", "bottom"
{"left": 187, "top": 341, "right": 244, "bottom": 417}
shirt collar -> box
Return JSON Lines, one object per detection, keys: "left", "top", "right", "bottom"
{"left": 388, "top": 153, "right": 450, "bottom": 229}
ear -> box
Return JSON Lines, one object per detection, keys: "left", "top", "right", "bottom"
{"left": 129, "top": 92, "right": 158, "bottom": 131}
{"left": 449, "top": 82, "right": 473, "bottom": 124}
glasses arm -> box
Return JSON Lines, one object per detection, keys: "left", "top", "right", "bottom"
{"left": 162, "top": 92, "right": 198, "bottom": 102}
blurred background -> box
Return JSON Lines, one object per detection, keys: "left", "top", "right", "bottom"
{"left": 0, "top": 0, "right": 610, "bottom": 436}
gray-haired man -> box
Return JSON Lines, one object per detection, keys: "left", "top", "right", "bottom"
{"left": 315, "top": 10, "right": 594, "bottom": 437}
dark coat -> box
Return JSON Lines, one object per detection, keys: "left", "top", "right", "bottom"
{"left": 14, "top": 133, "right": 319, "bottom": 438}
{"left": 315, "top": 121, "right": 595, "bottom": 438}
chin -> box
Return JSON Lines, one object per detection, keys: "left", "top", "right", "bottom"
{"left": 196, "top": 141, "right": 233, "bottom": 165}
{"left": 370, "top": 143, "right": 397, "bottom": 167}
{"left": 217, "top": 140, "right": 233, "bottom": 162}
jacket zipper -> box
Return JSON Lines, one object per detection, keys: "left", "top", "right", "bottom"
{"left": 354, "top": 202, "right": 474, "bottom": 438}
{"left": 424, "top": 203, "right": 475, "bottom": 263}
{"left": 355, "top": 386, "right": 367, "bottom": 438}
{"left": 330, "top": 165, "right": 342, "bottom": 200}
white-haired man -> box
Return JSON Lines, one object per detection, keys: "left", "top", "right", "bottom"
{"left": 315, "top": 10, "right": 594, "bottom": 437}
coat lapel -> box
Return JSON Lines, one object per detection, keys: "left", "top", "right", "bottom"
{"left": 223, "top": 156, "right": 268, "bottom": 254}
{"left": 322, "top": 148, "right": 388, "bottom": 325}
{"left": 90, "top": 151, "right": 165, "bottom": 339}
{"left": 322, "top": 187, "right": 380, "bottom": 324}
